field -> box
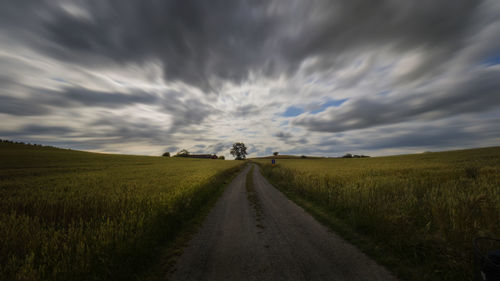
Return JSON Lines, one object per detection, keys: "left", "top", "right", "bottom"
{"left": 0, "top": 142, "right": 244, "bottom": 281}
{"left": 254, "top": 147, "right": 500, "bottom": 281}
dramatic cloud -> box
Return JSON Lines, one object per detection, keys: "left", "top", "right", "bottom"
{"left": 1, "top": 0, "right": 286, "bottom": 92}
{"left": 0, "top": 0, "right": 499, "bottom": 157}
{"left": 293, "top": 67, "right": 500, "bottom": 132}
{"left": 0, "top": 95, "right": 51, "bottom": 116}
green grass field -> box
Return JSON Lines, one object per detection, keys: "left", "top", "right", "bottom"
{"left": 255, "top": 147, "right": 500, "bottom": 281}
{"left": 0, "top": 142, "right": 244, "bottom": 281}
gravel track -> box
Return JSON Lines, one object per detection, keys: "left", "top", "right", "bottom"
{"left": 169, "top": 164, "right": 399, "bottom": 281}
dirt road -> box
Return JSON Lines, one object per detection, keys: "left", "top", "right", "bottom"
{"left": 169, "top": 164, "right": 399, "bottom": 281}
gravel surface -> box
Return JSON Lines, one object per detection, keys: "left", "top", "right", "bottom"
{"left": 169, "top": 164, "right": 399, "bottom": 281}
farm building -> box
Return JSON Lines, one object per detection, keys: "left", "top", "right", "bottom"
{"left": 185, "top": 154, "right": 218, "bottom": 159}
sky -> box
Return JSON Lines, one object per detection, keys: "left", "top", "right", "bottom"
{"left": 0, "top": 0, "right": 499, "bottom": 158}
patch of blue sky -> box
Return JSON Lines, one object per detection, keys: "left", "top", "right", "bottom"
{"left": 282, "top": 106, "right": 305, "bottom": 117}
{"left": 310, "top": 98, "right": 347, "bottom": 114}
{"left": 51, "top": 77, "right": 67, "bottom": 83}
{"left": 481, "top": 54, "right": 500, "bottom": 66}
{"left": 353, "top": 58, "right": 364, "bottom": 67}
{"left": 307, "top": 78, "right": 323, "bottom": 84}
{"left": 376, "top": 90, "right": 391, "bottom": 96}
{"left": 374, "top": 64, "right": 393, "bottom": 78}
{"left": 375, "top": 64, "right": 393, "bottom": 72}
{"left": 280, "top": 120, "right": 289, "bottom": 126}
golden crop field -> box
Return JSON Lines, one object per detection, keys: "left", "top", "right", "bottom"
{"left": 0, "top": 142, "right": 243, "bottom": 281}
{"left": 254, "top": 147, "right": 500, "bottom": 281}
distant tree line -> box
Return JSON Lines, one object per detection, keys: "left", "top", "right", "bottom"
{"left": 163, "top": 142, "right": 247, "bottom": 160}
{"left": 342, "top": 153, "right": 370, "bottom": 158}
{"left": 162, "top": 149, "right": 225, "bottom": 160}
{"left": 0, "top": 139, "right": 60, "bottom": 149}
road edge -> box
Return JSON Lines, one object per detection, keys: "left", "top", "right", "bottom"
{"left": 253, "top": 162, "right": 417, "bottom": 281}
{"left": 138, "top": 163, "right": 248, "bottom": 281}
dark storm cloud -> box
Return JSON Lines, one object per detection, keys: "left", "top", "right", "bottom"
{"left": 84, "top": 91, "right": 220, "bottom": 141}
{"left": 275, "top": 131, "right": 308, "bottom": 145}
{"left": 1, "top": 0, "right": 490, "bottom": 91}
{"left": 0, "top": 86, "right": 159, "bottom": 116}
{"left": 302, "top": 117, "right": 500, "bottom": 157}
{"left": 161, "top": 91, "right": 220, "bottom": 132}
{"left": 62, "top": 88, "right": 158, "bottom": 107}
{"left": 0, "top": 95, "right": 50, "bottom": 116}
{"left": 166, "top": 146, "right": 179, "bottom": 153}
{"left": 284, "top": 0, "right": 484, "bottom": 77}
{"left": 0, "top": 76, "right": 49, "bottom": 116}
{"left": 0, "top": 86, "right": 218, "bottom": 134}
{"left": 364, "top": 127, "right": 474, "bottom": 150}
{"left": 0, "top": 125, "right": 75, "bottom": 137}
{"left": 206, "top": 142, "right": 231, "bottom": 154}
{"left": 233, "top": 104, "right": 261, "bottom": 117}
{"left": 0, "top": 86, "right": 218, "bottom": 153}
{"left": 294, "top": 68, "right": 500, "bottom": 133}
{"left": 275, "top": 131, "right": 292, "bottom": 140}
{"left": 1, "top": 0, "right": 499, "bottom": 156}
{"left": 0, "top": 0, "right": 281, "bottom": 92}
{"left": 191, "top": 142, "right": 229, "bottom": 154}
{"left": 75, "top": 115, "right": 183, "bottom": 151}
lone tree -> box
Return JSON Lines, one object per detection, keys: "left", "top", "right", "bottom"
{"left": 162, "top": 152, "right": 170, "bottom": 157}
{"left": 273, "top": 152, "right": 279, "bottom": 157}
{"left": 230, "top": 142, "right": 247, "bottom": 160}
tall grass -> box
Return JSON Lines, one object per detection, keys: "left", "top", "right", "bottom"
{"left": 255, "top": 147, "right": 500, "bottom": 281}
{"left": 0, "top": 143, "right": 243, "bottom": 281}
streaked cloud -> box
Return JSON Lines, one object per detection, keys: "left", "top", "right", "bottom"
{"left": 0, "top": 0, "right": 499, "bottom": 157}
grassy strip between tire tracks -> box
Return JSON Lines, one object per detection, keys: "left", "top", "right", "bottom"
{"left": 245, "top": 165, "right": 264, "bottom": 228}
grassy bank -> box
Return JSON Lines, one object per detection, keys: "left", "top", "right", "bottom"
{"left": 0, "top": 142, "right": 244, "bottom": 281}
{"left": 254, "top": 147, "right": 500, "bottom": 281}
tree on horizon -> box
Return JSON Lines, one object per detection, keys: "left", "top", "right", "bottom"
{"left": 230, "top": 142, "right": 247, "bottom": 160}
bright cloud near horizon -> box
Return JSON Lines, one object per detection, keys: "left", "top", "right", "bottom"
{"left": 1, "top": 0, "right": 499, "bottom": 158}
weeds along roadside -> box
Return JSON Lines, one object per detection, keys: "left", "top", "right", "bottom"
{"left": 254, "top": 148, "right": 500, "bottom": 281}
{"left": 0, "top": 143, "right": 245, "bottom": 281}
{"left": 139, "top": 163, "right": 247, "bottom": 281}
